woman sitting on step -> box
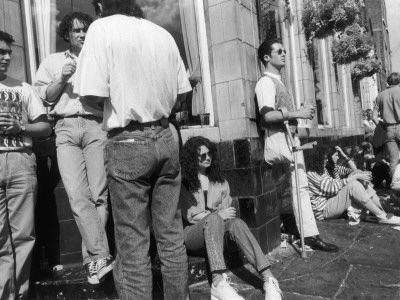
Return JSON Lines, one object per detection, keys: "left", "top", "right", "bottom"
{"left": 307, "top": 145, "right": 400, "bottom": 225}
{"left": 179, "top": 136, "right": 282, "bottom": 300}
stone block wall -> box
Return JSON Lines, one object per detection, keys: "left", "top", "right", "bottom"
{"left": 218, "top": 137, "right": 287, "bottom": 253}
{"left": 32, "top": 138, "right": 83, "bottom": 267}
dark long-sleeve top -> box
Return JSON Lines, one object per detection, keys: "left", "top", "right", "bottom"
{"left": 307, "top": 171, "right": 348, "bottom": 220}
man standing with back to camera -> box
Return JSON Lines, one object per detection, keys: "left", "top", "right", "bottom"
{"left": 74, "top": 0, "right": 192, "bottom": 299}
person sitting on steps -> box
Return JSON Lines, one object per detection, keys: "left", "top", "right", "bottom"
{"left": 179, "top": 136, "right": 282, "bottom": 300}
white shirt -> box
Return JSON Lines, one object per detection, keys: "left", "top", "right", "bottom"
{"left": 34, "top": 50, "right": 103, "bottom": 118}
{"left": 255, "top": 71, "right": 283, "bottom": 111}
{"left": 74, "top": 15, "right": 192, "bottom": 131}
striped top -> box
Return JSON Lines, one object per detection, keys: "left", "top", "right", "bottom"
{"left": 307, "top": 171, "right": 348, "bottom": 220}
{"left": 324, "top": 164, "right": 353, "bottom": 180}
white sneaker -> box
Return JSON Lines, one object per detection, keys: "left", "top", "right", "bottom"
{"left": 210, "top": 273, "right": 244, "bottom": 300}
{"left": 378, "top": 214, "right": 400, "bottom": 225}
{"left": 264, "top": 277, "right": 283, "bottom": 300}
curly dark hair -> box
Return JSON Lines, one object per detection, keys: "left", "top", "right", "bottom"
{"left": 0, "top": 31, "right": 15, "bottom": 44}
{"left": 57, "top": 12, "right": 94, "bottom": 43}
{"left": 181, "top": 136, "right": 224, "bottom": 193}
{"left": 306, "top": 145, "right": 329, "bottom": 175}
{"left": 92, "top": 0, "right": 144, "bottom": 18}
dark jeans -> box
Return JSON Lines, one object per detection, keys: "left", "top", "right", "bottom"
{"left": 104, "top": 122, "right": 188, "bottom": 300}
{"left": 385, "top": 124, "right": 400, "bottom": 176}
{"left": 184, "top": 213, "right": 271, "bottom": 273}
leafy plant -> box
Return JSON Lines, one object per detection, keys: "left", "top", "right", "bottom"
{"left": 351, "top": 58, "right": 381, "bottom": 81}
{"left": 302, "top": 0, "right": 364, "bottom": 45}
{"left": 331, "top": 24, "right": 374, "bottom": 65}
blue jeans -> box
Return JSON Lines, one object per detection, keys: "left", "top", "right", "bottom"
{"left": 55, "top": 116, "right": 110, "bottom": 265}
{"left": 0, "top": 149, "right": 37, "bottom": 300}
{"left": 385, "top": 124, "right": 400, "bottom": 176}
{"left": 184, "top": 213, "right": 271, "bottom": 273}
{"left": 104, "top": 122, "right": 188, "bottom": 300}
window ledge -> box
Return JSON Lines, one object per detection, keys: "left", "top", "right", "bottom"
{"left": 181, "top": 126, "right": 220, "bottom": 143}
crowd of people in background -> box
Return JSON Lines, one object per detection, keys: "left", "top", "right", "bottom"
{"left": 1, "top": 0, "right": 400, "bottom": 300}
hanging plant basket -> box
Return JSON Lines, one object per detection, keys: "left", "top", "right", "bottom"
{"left": 351, "top": 58, "right": 381, "bottom": 81}
{"left": 331, "top": 24, "right": 374, "bottom": 65}
{"left": 302, "top": 0, "right": 364, "bottom": 45}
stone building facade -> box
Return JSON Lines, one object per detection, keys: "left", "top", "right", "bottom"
{"left": 1, "top": 0, "right": 377, "bottom": 268}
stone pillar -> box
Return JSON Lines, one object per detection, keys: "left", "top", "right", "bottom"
{"left": 203, "top": 0, "right": 284, "bottom": 252}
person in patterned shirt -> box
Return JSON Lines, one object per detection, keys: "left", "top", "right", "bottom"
{"left": 307, "top": 146, "right": 399, "bottom": 225}
{"left": 0, "top": 31, "right": 51, "bottom": 300}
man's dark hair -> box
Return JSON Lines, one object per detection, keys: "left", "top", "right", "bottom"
{"left": 57, "top": 12, "right": 94, "bottom": 43}
{"left": 387, "top": 72, "right": 400, "bottom": 86}
{"left": 0, "top": 31, "right": 15, "bottom": 44}
{"left": 257, "top": 38, "right": 282, "bottom": 66}
{"left": 92, "top": 0, "right": 144, "bottom": 18}
{"left": 365, "top": 108, "right": 372, "bottom": 113}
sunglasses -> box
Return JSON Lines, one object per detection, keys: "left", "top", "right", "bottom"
{"left": 273, "top": 48, "right": 286, "bottom": 55}
{"left": 199, "top": 151, "right": 213, "bottom": 162}
{"left": 0, "top": 49, "right": 12, "bottom": 56}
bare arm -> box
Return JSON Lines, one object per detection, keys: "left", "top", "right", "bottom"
{"left": 172, "top": 93, "right": 187, "bottom": 114}
{"left": 0, "top": 113, "right": 51, "bottom": 137}
{"left": 262, "top": 104, "right": 315, "bottom": 123}
{"left": 372, "top": 106, "right": 380, "bottom": 125}
{"left": 45, "top": 61, "right": 77, "bottom": 103}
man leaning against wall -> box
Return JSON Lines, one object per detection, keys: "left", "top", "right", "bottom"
{"left": 0, "top": 31, "right": 51, "bottom": 300}
{"left": 255, "top": 39, "right": 339, "bottom": 253}
{"left": 33, "top": 12, "right": 113, "bottom": 285}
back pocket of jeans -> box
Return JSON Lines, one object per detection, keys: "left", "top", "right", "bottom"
{"left": 112, "top": 139, "right": 148, "bottom": 180}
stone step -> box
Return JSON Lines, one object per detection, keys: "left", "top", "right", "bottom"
{"left": 30, "top": 256, "right": 210, "bottom": 300}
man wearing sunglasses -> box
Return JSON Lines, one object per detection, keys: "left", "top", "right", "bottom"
{"left": 0, "top": 31, "right": 51, "bottom": 300}
{"left": 255, "top": 39, "right": 339, "bottom": 252}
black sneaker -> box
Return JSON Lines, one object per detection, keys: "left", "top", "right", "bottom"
{"left": 84, "top": 261, "right": 99, "bottom": 284}
{"left": 96, "top": 257, "right": 114, "bottom": 282}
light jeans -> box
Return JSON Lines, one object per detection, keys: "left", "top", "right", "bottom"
{"left": 184, "top": 213, "right": 271, "bottom": 273}
{"left": 0, "top": 149, "right": 37, "bottom": 300}
{"left": 283, "top": 136, "right": 319, "bottom": 238}
{"left": 323, "top": 181, "right": 377, "bottom": 219}
{"left": 55, "top": 116, "right": 110, "bottom": 265}
{"left": 104, "top": 121, "right": 188, "bottom": 300}
{"left": 385, "top": 124, "right": 400, "bottom": 176}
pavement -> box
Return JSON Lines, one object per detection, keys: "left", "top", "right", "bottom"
{"left": 190, "top": 218, "right": 400, "bottom": 300}
{"left": 31, "top": 189, "right": 400, "bottom": 299}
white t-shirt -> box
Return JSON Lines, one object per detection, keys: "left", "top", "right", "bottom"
{"left": 255, "top": 71, "right": 283, "bottom": 111}
{"left": 74, "top": 15, "right": 192, "bottom": 131}
{"left": 0, "top": 78, "right": 47, "bottom": 150}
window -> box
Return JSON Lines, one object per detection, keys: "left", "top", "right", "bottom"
{"left": 311, "top": 39, "right": 332, "bottom": 127}
{"left": 24, "top": 0, "right": 213, "bottom": 127}
{"left": 258, "top": 0, "right": 281, "bottom": 42}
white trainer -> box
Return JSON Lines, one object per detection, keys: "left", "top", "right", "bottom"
{"left": 210, "top": 273, "right": 244, "bottom": 300}
{"left": 264, "top": 277, "right": 283, "bottom": 300}
{"left": 378, "top": 214, "right": 400, "bottom": 225}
